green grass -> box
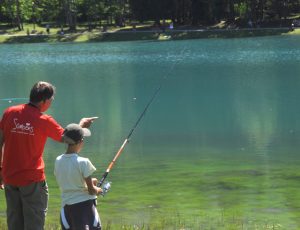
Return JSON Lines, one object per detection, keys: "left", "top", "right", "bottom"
{"left": 0, "top": 149, "right": 299, "bottom": 229}
{"left": 286, "top": 28, "right": 300, "bottom": 35}
{"left": 19, "top": 149, "right": 296, "bottom": 228}
{"left": 0, "top": 22, "right": 295, "bottom": 44}
{"left": 0, "top": 146, "right": 299, "bottom": 229}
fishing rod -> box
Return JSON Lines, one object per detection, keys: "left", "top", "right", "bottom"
{"left": 98, "top": 45, "right": 188, "bottom": 194}
{"left": 97, "top": 84, "right": 162, "bottom": 190}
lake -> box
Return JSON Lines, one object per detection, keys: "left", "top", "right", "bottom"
{"left": 1, "top": 36, "right": 300, "bottom": 229}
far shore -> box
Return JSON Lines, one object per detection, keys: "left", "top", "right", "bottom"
{"left": 0, "top": 26, "right": 299, "bottom": 44}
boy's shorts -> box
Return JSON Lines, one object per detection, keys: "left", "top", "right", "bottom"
{"left": 60, "top": 199, "right": 101, "bottom": 230}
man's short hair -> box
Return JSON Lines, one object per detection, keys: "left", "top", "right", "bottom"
{"left": 29, "top": 81, "right": 55, "bottom": 103}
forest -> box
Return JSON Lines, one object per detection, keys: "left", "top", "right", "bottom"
{"left": 1, "top": 0, "right": 300, "bottom": 31}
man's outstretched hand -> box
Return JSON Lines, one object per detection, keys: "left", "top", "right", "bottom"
{"left": 79, "top": 117, "right": 99, "bottom": 128}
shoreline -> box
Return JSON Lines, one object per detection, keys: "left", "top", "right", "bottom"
{"left": 0, "top": 27, "right": 296, "bottom": 44}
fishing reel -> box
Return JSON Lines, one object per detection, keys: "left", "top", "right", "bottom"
{"left": 101, "top": 181, "right": 112, "bottom": 196}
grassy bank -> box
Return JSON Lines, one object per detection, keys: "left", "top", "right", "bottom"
{"left": 0, "top": 26, "right": 296, "bottom": 44}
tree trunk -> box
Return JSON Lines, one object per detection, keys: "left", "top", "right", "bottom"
{"left": 258, "top": 0, "right": 265, "bottom": 22}
{"left": 65, "top": 0, "right": 77, "bottom": 31}
{"left": 15, "top": 0, "right": 23, "bottom": 30}
{"left": 229, "top": 0, "right": 235, "bottom": 22}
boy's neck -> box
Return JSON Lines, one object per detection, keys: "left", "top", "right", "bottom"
{"left": 65, "top": 151, "right": 78, "bottom": 154}
{"left": 66, "top": 144, "right": 80, "bottom": 154}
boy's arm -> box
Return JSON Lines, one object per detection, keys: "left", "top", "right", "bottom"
{"left": 85, "top": 176, "right": 102, "bottom": 195}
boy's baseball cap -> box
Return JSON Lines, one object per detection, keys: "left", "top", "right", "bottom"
{"left": 62, "top": 123, "right": 91, "bottom": 145}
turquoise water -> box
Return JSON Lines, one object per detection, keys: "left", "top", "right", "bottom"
{"left": 1, "top": 37, "right": 300, "bottom": 228}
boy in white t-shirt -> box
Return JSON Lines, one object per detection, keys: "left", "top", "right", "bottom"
{"left": 54, "top": 123, "right": 102, "bottom": 230}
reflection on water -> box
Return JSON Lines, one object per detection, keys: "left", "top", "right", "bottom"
{"left": 235, "top": 77, "right": 278, "bottom": 153}
{"left": 1, "top": 37, "right": 300, "bottom": 227}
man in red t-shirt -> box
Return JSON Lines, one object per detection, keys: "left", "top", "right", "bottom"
{"left": 0, "top": 81, "right": 98, "bottom": 230}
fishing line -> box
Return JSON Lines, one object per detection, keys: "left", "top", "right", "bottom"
{"left": 0, "top": 97, "right": 27, "bottom": 103}
{"left": 98, "top": 44, "right": 188, "bottom": 190}
{"left": 0, "top": 97, "right": 28, "bottom": 106}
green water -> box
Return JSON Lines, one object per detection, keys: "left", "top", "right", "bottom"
{"left": 1, "top": 36, "right": 300, "bottom": 229}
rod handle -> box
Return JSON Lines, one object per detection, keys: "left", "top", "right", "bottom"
{"left": 97, "top": 171, "right": 108, "bottom": 187}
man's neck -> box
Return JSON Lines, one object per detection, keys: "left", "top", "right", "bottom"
{"left": 28, "top": 102, "right": 41, "bottom": 111}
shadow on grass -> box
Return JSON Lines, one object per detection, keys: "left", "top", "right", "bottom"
{"left": 2, "top": 33, "right": 85, "bottom": 44}
{"left": 165, "top": 28, "right": 292, "bottom": 40}
{"left": 1, "top": 27, "right": 292, "bottom": 44}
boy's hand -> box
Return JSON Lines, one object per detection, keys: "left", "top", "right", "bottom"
{"left": 92, "top": 178, "right": 103, "bottom": 195}
{"left": 79, "top": 117, "right": 99, "bottom": 128}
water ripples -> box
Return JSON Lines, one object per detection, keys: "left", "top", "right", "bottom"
{"left": 1, "top": 37, "right": 300, "bottom": 67}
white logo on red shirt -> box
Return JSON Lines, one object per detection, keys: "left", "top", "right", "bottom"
{"left": 11, "top": 118, "right": 34, "bottom": 135}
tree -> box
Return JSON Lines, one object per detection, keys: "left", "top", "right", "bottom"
{"left": 6, "top": 0, "right": 20, "bottom": 30}
{"left": 0, "top": 0, "right": 299, "bottom": 30}
{"left": 62, "top": 0, "right": 78, "bottom": 30}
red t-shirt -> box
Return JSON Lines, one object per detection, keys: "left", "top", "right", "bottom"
{"left": 0, "top": 104, "right": 64, "bottom": 186}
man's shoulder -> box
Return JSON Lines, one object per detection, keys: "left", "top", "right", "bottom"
{"left": 5, "top": 104, "right": 25, "bottom": 112}
{"left": 40, "top": 113, "right": 55, "bottom": 120}
{"left": 39, "top": 113, "right": 60, "bottom": 126}
{"left": 1, "top": 104, "right": 26, "bottom": 121}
